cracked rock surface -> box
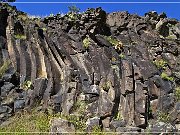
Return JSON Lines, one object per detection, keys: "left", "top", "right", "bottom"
{"left": 0, "top": 4, "right": 179, "bottom": 133}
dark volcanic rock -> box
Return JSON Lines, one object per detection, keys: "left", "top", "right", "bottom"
{"left": 0, "top": 3, "right": 180, "bottom": 133}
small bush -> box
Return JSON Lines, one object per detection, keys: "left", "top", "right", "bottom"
{"left": 157, "top": 111, "right": 170, "bottom": 123}
{"left": 21, "top": 80, "right": 32, "bottom": 90}
{"left": 49, "top": 13, "right": 54, "bottom": 17}
{"left": 0, "top": 60, "right": 11, "bottom": 79}
{"left": 14, "top": 34, "right": 26, "bottom": 40}
{"left": 119, "top": 53, "right": 125, "bottom": 59}
{"left": 114, "top": 111, "right": 123, "bottom": 121}
{"left": 111, "top": 57, "right": 116, "bottom": 62}
{"left": 102, "top": 81, "right": 111, "bottom": 91}
{"left": 105, "top": 36, "right": 123, "bottom": 51}
{"left": 68, "top": 5, "right": 80, "bottom": 14}
{"left": 17, "top": 14, "right": 27, "bottom": 21}
{"left": 153, "top": 59, "right": 167, "bottom": 69}
{"left": 62, "top": 114, "right": 86, "bottom": 132}
{"left": 72, "top": 100, "right": 87, "bottom": 115}
{"left": 91, "top": 125, "right": 102, "bottom": 134}
{"left": 83, "top": 37, "right": 90, "bottom": 49}
{"left": 41, "top": 27, "right": 47, "bottom": 31}
{"left": 175, "top": 87, "right": 180, "bottom": 101}
{"left": 160, "top": 72, "right": 174, "bottom": 81}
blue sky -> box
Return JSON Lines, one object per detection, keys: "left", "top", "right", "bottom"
{"left": 11, "top": 0, "right": 180, "bottom": 19}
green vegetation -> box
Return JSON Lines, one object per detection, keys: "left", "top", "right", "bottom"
{"left": 83, "top": 37, "right": 91, "bottom": 49}
{"left": 102, "top": 81, "right": 111, "bottom": 91}
{"left": 60, "top": 114, "right": 86, "bottom": 132}
{"left": 160, "top": 72, "right": 174, "bottom": 81}
{"left": 17, "top": 14, "right": 27, "bottom": 21}
{"left": 119, "top": 53, "right": 125, "bottom": 59}
{"left": 72, "top": 99, "right": 87, "bottom": 115}
{"left": 106, "top": 36, "right": 119, "bottom": 46}
{"left": 91, "top": 125, "right": 102, "bottom": 134}
{"left": 49, "top": 13, "right": 54, "bottom": 17}
{"left": 175, "top": 87, "right": 180, "bottom": 101}
{"left": 0, "top": 60, "right": 11, "bottom": 79}
{"left": 68, "top": 5, "right": 80, "bottom": 13}
{"left": 114, "top": 111, "right": 123, "bottom": 121}
{"left": 14, "top": 34, "right": 27, "bottom": 40}
{"left": 111, "top": 57, "right": 116, "bottom": 62}
{"left": 153, "top": 59, "right": 167, "bottom": 69}
{"left": 0, "top": 110, "right": 50, "bottom": 133}
{"left": 166, "top": 35, "right": 177, "bottom": 40}
{"left": 67, "top": 99, "right": 87, "bottom": 131}
{"left": 41, "top": 27, "right": 47, "bottom": 31}
{"left": 105, "top": 36, "right": 123, "bottom": 51}
{"left": 20, "top": 80, "right": 32, "bottom": 90}
{"left": 66, "top": 5, "right": 81, "bottom": 22}
{"left": 157, "top": 111, "right": 170, "bottom": 123}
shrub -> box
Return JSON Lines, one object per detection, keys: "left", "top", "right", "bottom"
{"left": 41, "top": 27, "right": 47, "bottom": 31}
{"left": 72, "top": 99, "right": 87, "bottom": 115}
{"left": 102, "top": 81, "right": 111, "bottom": 91}
{"left": 83, "top": 37, "right": 90, "bottom": 49}
{"left": 157, "top": 111, "right": 170, "bottom": 123}
{"left": 114, "top": 111, "right": 123, "bottom": 121}
{"left": 105, "top": 36, "right": 123, "bottom": 51}
{"left": 160, "top": 72, "right": 174, "bottom": 81}
{"left": 14, "top": 34, "right": 26, "bottom": 40}
{"left": 0, "top": 60, "right": 11, "bottom": 79}
{"left": 68, "top": 5, "right": 80, "bottom": 14}
{"left": 21, "top": 80, "right": 32, "bottom": 90}
{"left": 153, "top": 59, "right": 167, "bottom": 69}
{"left": 49, "top": 13, "right": 54, "bottom": 17}
{"left": 61, "top": 114, "right": 86, "bottom": 132}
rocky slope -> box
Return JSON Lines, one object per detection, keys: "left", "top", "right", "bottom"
{"left": 0, "top": 3, "right": 180, "bottom": 133}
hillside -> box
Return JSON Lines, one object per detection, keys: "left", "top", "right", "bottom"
{"left": 0, "top": 3, "right": 179, "bottom": 133}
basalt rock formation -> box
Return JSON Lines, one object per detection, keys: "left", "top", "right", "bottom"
{"left": 0, "top": 4, "right": 180, "bottom": 133}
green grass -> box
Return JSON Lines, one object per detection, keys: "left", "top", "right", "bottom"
{"left": 60, "top": 114, "right": 86, "bottom": 132}
{"left": 119, "top": 53, "right": 125, "bottom": 59}
{"left": 17, "top": 14, "right": 28, "bottom": 21}
{"left": 0, "top": 60, "right": 11, "bottom": 79}
{"left": 0, "top": 111, "right": 50, "bottom": 134}
{"left": 41, "top": 27, "right": 47, "bottom": 31}
{"left": 160, "top": 72, "right": 174, "bottom": 81}
{"left": 14, "top": 34, "right": 27, "bottom": 40}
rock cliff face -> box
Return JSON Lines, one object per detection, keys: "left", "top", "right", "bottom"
{"left": 0, "top": 4, "right": 179, "bottom": 133}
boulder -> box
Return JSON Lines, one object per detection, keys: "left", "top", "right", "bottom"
{"left": 50, "top": 118, "right": 75, "bottom": 134}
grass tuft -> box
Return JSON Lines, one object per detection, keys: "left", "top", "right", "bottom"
{"left": 14, "top": 34, "right": 27, "bottom": 40}
{"left": 160, "top": 72, "right": 174, "bottom": 81}
{"left": 83, "top": 37, "right": 90, "bottom": 49}
{"left": 0, "top": 60, "right": 11, "bottom": 79}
